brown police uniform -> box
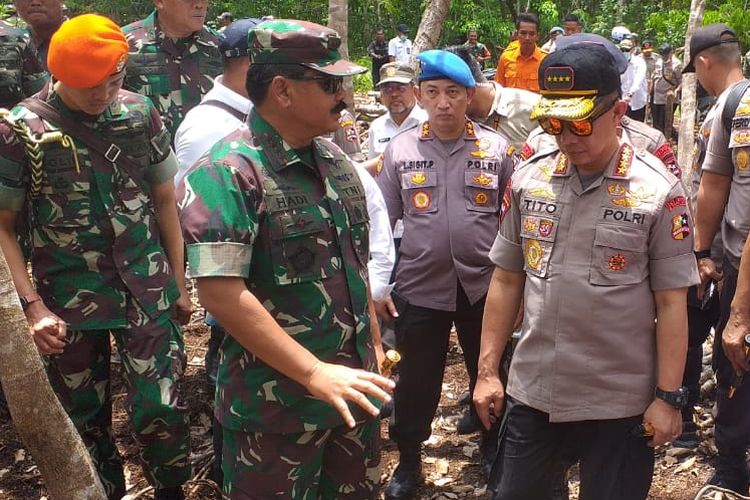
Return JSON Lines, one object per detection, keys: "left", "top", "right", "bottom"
{"left": 482, "top": 81, "right": 540, "bottom": 149}
{"left": 492, "top": 142, "right": 698, "bottom": 421}
{"left": 376, "top": 118, "right": 514, "bottom": 450}
{"left": 700, "top": 80, "right": 750, "bottom": 475}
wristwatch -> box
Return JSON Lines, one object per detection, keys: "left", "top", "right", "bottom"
{"left": 694, "top": 249, "right": 711, "bottom": 261}
{"left": 655, "top": 386, "right": 688, "bottom": 409}
{"left": 19, "top": 292, "right": 41, "bottom": 311}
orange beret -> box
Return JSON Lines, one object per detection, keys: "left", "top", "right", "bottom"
{"left": 48, "top": 14, "right": 128, "bottom": 89}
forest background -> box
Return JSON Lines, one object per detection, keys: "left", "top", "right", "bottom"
{"left": 4, "top": 0, "right": 748, "bottom": 90}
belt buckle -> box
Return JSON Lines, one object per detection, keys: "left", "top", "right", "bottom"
{"left": 105, "top": 144, "right": 121, "bottom": 163}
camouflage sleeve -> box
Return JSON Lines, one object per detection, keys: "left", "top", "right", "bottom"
{"left": 648, "top": 181, "right": 700, "bottom": 290}
{"left": 0, "top": 117, "right": 28, "bottom": 210}
{"left": 179, "top": 153, "right": 261, "bottom": 279}
{"left": 144, "top": 98, "right": 176, "bottom": 184}
{"left": 20, "top": 38, "right": 47, "bottom": 97}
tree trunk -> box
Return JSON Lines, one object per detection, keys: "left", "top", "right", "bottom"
{"left": 412, "top": 0, "right": 453, "bottom": 57}
{"left": 328, "top": 0, "right": 354, "bottom": 108}
{"left": 0, "top": 250, "right": 106, "bottom": 499}
{"left": 677, "top": 0, "right": 707, "bottom": 197}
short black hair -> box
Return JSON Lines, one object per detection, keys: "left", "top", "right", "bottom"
{"left": 516, "top": 12, "right": 539, "bottom": 30}
{"left": 563, "top": 13, "right": 581, "bottom": 24}
{"left": 444, "top": 45, "right": 487, "bottom": 82}
{"left": 246, "top": 63, "right": 308, "bottom": 105}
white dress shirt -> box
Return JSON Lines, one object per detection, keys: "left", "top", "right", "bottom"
{"left": 367, "top": 104, "right": 427, "bottom": 158}
{"left": 174, "top": 75, "right": 252, "bottom": 186}
{"left": 354, "top": 165, "right": 395, "bottom": 300}
{"left": 620, "top": 55, "right": 648, "bottom": 112}
{"left": 388, "top": 36, "right": 413, "bottom": 63}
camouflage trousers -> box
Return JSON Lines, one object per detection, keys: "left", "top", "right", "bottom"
{"left": 46, "top": 311, "right": 192, "bottom": 499}
{"left": 222, "top": 418, "right": 381, "bottom": 499}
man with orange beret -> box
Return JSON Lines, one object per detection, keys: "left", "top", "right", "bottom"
{"left": 0, "top": 14, "right": 192, "bottom": 500}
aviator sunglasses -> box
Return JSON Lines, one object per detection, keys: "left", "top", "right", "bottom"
{"left": 289, "top": 74, "right": 344, "bottom": 94}
{"left": 537, "top": 94, "right": 619, "bottom": 137}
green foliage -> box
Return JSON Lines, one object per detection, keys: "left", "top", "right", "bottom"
{"left": 352, "top": 57, "right": 373, "bottom": 92}
{"left": 59, "top": 0, "right": 750, "bottom": 65}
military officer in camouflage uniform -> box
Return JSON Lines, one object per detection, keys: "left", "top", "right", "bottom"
{"left": 0, "top": 15, "right": 191, "bottom": 500}
{"left": 0, "top": 19, "right": 46, "bottom": 108}
{"left": 12, "top": 0, "right": 64, "bottom": 69}
{"left": 177, "top": 20, "right": 394, "bottom": 499}
{"left": 122, "top": 0, "right": 222, "bottom": 139}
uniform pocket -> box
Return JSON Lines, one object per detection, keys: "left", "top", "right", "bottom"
{"left": 589, "top": 224, "right": 649, "bottom": 286}
{"left": 125, "top": 53, "right": 173, "bottom": 95}
{"left": 269, "top": 206, "right": 335, "bottom": 285}
{"left": 343, "top": 197, "right": 370, "bottom": 267}
{"left": 37, "top": 184, "right": 92, "bottom": 228}
{"left": 465, "top": 170, "right": 499, "bottom": 212}
{"left": 401, "top": 170, "right": 438, "bottom": 214}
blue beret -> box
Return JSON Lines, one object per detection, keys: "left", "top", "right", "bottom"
{"left": 416, "top": 50, "right": 476, "bottom": 88}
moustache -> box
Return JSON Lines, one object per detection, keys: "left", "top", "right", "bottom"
{"left": 332, "top": 101, "right": 348, "bottom": 114}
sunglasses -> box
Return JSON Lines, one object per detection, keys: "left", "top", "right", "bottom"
{"left": 290, "top": 75, "right": 344, "bottom": 94}
{"left": 538, "top": 98, "right": 618, "bottom": 137}
{"left": 380, "top": 83, "right": 409, "bottom": 95}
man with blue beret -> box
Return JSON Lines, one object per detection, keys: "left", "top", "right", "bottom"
{"left": 375, "top": 49, "right": 515, "bottom": 499}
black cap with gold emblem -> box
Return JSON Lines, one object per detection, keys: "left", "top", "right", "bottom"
{"left": 530, "top": 44, "right": 621, "bottom": 121}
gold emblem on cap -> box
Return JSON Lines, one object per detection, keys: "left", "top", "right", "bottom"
{"left": 386, "top": 66, "right": 397, "bottom": 76}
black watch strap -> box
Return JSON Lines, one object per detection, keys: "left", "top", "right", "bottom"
{"left": 694, "top": 249, "right": 711, "bottom": 261}
{"left": 655, "top": 386, "right": 688, "bottom": 409}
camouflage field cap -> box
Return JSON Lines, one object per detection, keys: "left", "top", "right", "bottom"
{"left": 250, "top": 19, "right": 367, "bottom": 76}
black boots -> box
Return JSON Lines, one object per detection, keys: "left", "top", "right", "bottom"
{"left": 385, "top": 449, "right": 422, "bottom": 499}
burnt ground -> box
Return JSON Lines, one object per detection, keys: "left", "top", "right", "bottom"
{"left": 0, "top": 312, "right": 721, "bottom": 499}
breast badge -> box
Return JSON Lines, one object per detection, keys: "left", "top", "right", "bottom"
{"left": 525, "top": 239, "right": 544, "bottom": 271}
{"left": 473, "top": 171, "right": 494, "bottom": 187}
{"left": 671, "top": 213, "right": 690, "bottom": 240}
{"left": 412, "top": 190, "right": 432, "bottom": 210}
{"left": 538, "top": 219, "right": 554, "bottom": 238}
{"left": 735, "top": 148, "right": 750, "bottom": 171}
{"left": 411, "top": 172, "right": 427, "bottom": 185}
{"left": 523, "top": 217, "right": 538, "bottom": 233}
{"left": 608, "top": 253, "right": 627, "bottom": 271}
{"left": 474, "top": 191, "right": 489, "bottom": 206}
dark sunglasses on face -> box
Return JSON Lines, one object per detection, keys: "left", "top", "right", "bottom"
{"left": 381, "top": 83, "right": 409, "bottom": 95}
{"left": 538, "top": 98, "right": 617, "bottom": 137}
{"left": 290, "top": 74, "right": 344, "bottom": 94}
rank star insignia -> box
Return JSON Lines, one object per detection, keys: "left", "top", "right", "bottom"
{"left": 525, "top": 239, "right": 544, "bottom": 271}
{"left": 736, "top": 148, "right": 750, "bottom": 171}
{"left": 608, "top": 253, "right": 627, "bottom": 271}
{"left": 411, "top": 172, "right": 427, "bottom": 184}
{"left": 671, "top": 213, "right": 690, "bottom": 240}
{"left": 465, "top": 120, "right": 476, "bottom": 138}
{"left": 553, "top": 154, "right": 569, "bottom": 175}
{"left": 613, "top": 144, "right": 633, "bottom": 177}
{"left": 473, "top": 172, "right": 494, "bottom": 186}
{"left": 412, "top": 190, "right": 431, "bottom": 209}
{"left": 421, "top": 122, "right": 431, "bottom": 138}
{"left": 474, "top": 191, "right": 489, "bottom": 206}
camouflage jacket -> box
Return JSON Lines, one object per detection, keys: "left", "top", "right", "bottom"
{"left": 0, "top": 21, "right": 47, "bottom": 108}
{"left": 0, "top": 84, "right": 179, "bottom": 329}
{"left": 121, "top": 11, "right": 222, "bottom": 140}
{"left": 178, "top": 110, "right": 378, "bottom": 434}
